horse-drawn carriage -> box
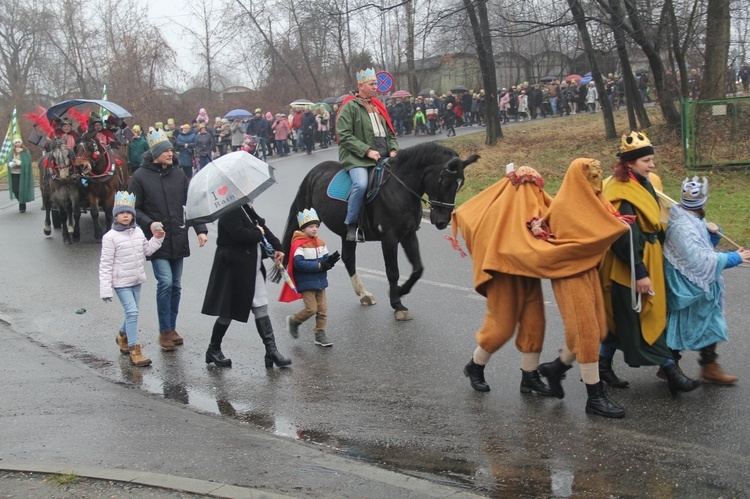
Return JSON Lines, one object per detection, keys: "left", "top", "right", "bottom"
{"left": 32, "top": 99, "right": 132, "bottom": 244}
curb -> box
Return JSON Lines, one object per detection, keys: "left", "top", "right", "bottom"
{"left": 0, "top": 461, "right": 293, "bottom": 499}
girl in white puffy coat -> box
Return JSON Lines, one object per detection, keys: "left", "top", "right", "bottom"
{"left": 99, "top": 193, "right": 165, "bottom": 366}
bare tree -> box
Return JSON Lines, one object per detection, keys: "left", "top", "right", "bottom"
{"left": 0, "top": 0, "right": 50, "bottom": 106}
{"left": 463, "top": 0, "right": 502, "bottom": 144}
{"left": 700, "top": 0, "right": 731, "bottom": 99}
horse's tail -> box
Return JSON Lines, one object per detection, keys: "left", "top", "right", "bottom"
{"left": 281, "top": 176, "right": 315, "bottom": 267}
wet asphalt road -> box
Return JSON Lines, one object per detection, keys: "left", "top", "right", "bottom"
{"left": 2, "top": 129, "right": 750, "bottom": 497}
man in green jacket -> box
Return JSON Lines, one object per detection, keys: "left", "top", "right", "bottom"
{"left": 336, "top": 68, "right": 399, "bottom": 241}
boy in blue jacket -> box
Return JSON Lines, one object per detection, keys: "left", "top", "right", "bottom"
{"left": 281, "top": 208, "right": 340, "bottom": 346}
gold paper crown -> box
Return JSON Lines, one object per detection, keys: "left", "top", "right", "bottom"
{"left": 619, "top": 131, "right": 652, "bottom": 155}
{"left": 356, "top": 68, "right": 377, "bottom": 84}
{"left": 297, "top": 208, "right": 320, "bottom": 228}
{"left": 147, "top": 129, "right": 170, "bottom": 148}
{"left": 114, "top": 191, "right": 136, "bottom": 209}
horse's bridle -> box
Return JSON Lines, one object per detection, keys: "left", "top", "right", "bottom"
{"left": 382, "top": 158, "right": 462, "bottom": 211}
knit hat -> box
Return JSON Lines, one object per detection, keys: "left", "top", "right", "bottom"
{"left": 113, "top": 191, "right": 136, "bottom": 217}
{"left": 681, "top": 176, "right": 708, "bottom": 210}
{"left": 618, "top": 131, "right": 654, "bottom": 163}
{"left": 255, "top": 108, "right": 262, "bottom": 113}
{"left": 181, "top": 124, "right": 191, "bottom": 131}
{"left": 297, "top": 208, "right": 320, "bottom": 230}
{"left": 148, "top": 130, "right": 173, "bottom": 158}
{"left": 265, "top": 112, "right": 273, "bottom": 120}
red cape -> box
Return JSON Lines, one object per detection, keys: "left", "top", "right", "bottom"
{"left": 338, "top": 95, "right": 395, "bottom": 135}
{"left": 279, "top": 238, "right": 305, "bottom": 303}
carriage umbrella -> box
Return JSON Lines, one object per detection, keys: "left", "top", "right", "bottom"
{"left": 185, "top": 151, "right": 277, "bottom": 226}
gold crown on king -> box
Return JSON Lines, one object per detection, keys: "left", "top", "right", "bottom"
{"left": 297, "top": 208, "right": 320, "bottom": 228}
{"left": 114, "top": 191, "right": 136, "bottom": 208}
{"left": 619, "top": 131, "right": 652, "bottom": 154}
{"left": 147, "top": 129, "right": 170, "bottom": 148}
{"left": 356, "top": 68, "right": 377, "bottom": 84}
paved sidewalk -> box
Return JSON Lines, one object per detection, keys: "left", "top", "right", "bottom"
{"left": 0, "top": 315, "right": 477, "bottom": 498}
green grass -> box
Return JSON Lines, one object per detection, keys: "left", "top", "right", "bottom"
{"left": 46, "top": 472, "right": 80, "bottom": 486}
{"left": 445, "top": 109, "right": 750, "bottom": 248}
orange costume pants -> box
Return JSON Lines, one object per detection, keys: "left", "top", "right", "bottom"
{"left": 476, "top": 274, "right": 545, "bottom": 354}
{"left": 551, "top": 268, "right": 607, "bottom": 364}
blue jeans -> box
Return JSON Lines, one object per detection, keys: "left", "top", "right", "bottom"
{"left": 345, "top": 167, "right": 368, "bottom": 225}
{"left": 276, "top": 139, "right": 289, "bottom": 155}
{"left": 152, "top": 258, "right": 183, "bottom": 333}
{"left": 295, "top": 131, "right": 304, "bottom": 151}
{"left": 115, "top": 284, "right": 142, "bottom": 347}
{"left": 550, "top": 97, "right": 558, "bottom": 115}
{"left": 393, "top": 118, "right": 404, "bottom": 136}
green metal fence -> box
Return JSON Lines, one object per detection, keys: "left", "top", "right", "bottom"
{"left": 682, "top": 95, "right": 750, "bottom": 169}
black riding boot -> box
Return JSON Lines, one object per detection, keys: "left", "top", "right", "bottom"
{"left": 520, "top": 369, "right": 552, "bottom": 396}
{"left": 662, "top": 363, "right": 701, "bottom": 394}
{"left": 599, "top": 356, "right": 630, "bottom": 388}
{"left": 346, "top": 224, "right": 358, "bottom": 242}
{"left": 538, "top": 358, "right": 573, "bottom": 399}
{"left": 585, "top": 381, "right": 626, "bottom": 418}
{"left": 463, "top": 359, "right": 490, "bottom": 392}
{"left": 256, "top": 316, "right": 292, "bottom": 368}
{"left": 205, "top": 319, "right": 232, "bottom": 367}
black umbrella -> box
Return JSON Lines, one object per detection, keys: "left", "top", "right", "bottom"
{"left": 323, "top": 97, "right": 337, "bottom": 105}
{"left": 450, "top": 85, "right": 469, "bottom": 92}
{"left": 539, "top": 76, "right": 557, "bottom": 83}
{"left": 418, "top": 88, "right": 433, "bottom": 96}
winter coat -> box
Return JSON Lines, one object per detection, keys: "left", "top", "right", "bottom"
{"left": 129, "top": 156, "right": 207, "bottom": 260}
{"left": 201, "top": 205, "right": 282, "bottom": 323}
{"left": 517, "top": 94, "right": 529, "bottom": 113}
{"left": 230, "top": 121, "right": 245, "bottom": 147}
{"left": 336, "top": 97, "right": 398, "bottom": 171}
{"left": 290, "top": 231, "right": 331, "bottom": 292}
{"left": 99, "top": 225, "right": 164, "bottom": 298}
{"left": 175, "top": 131, "right": 196, "bottom": 167}
{"left": 128, "top": 136, "right": 149, "bottom": 170}
{"left": 499, "top": 92, "right": 510, "bottom": 111}
{"left": 586, "top": 86, "right": 598, "bottom": 104}
{"left": 246, "top": 116, "right": 268, "bottom": 137}
{"left": 194, "top": 130, "right": 215, "bottom": 158}
{"left": 301, "top": 111, "right": 317, "bottom": 136}
{"left": 391, "top": 102, "right": 406, "bottom": 120}
{"left": 272, "top": 118, "right": 291, "bottom": 141}
{"left": 8, "top": 147, "right": 35, "bottom": 203}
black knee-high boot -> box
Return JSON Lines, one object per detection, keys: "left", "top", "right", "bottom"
{"left": 206, "top": 320, "right": 232, "bottom": 367}
{"left": 256, "top": 316, "right": 291, "bottom": 368}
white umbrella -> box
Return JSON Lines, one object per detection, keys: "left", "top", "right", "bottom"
{"left": 289, "top": 99, "right": 314, "bottom": 107}
{"left": 185, "top": 151, "right": 276, "bottom": 226}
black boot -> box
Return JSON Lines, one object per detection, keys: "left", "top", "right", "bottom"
{"left": 585, "top": 381, "right": 626, "bottom": 418}
{"left": 205, "top": 344, "right": 232, "bottom": 367}
{"left": 599, "top": 356, "right": 630, "bottom": 388}
{"left": 662, "top": 363, "right": 701, "bottom": 394}
{"left": 256, "top": 316, "right": 292, "bottom": 368}
{"left": 538, "top": 358, "right": 573, "bottom": 399}
{"left": 463, "top": 359, "right": 490, "bottom": 392}
{"left": 520, "top": 369, "right": 552, "bottom": 396}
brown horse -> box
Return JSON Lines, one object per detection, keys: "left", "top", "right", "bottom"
{"left": 75, "top": 132, "right": 130, "bottom": 240}
{"left": 43, "top": 139, "right": 83, "bottom": 245}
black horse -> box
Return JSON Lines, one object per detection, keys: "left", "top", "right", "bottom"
{"left": 281, "top": 142, "right": 479, "bottom": 320}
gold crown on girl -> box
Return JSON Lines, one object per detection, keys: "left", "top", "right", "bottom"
{"left": 356, "top": 68, "right": 377, "bottom": 84}
{"left": 114, "top": 191, "right": 136, "bottom": 209}
{"left": 619, "top": 131, "right": 652, "bottom": 154}
{"left": 297, "top": 208, "right": 320, "bottom": 228}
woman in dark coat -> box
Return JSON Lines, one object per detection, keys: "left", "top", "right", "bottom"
{"left": 201, "top": 203, "right": 291, "bottom": 368}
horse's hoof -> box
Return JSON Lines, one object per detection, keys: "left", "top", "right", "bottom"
{"left": 43, "top": 228, "right": 51, "bottom": 236}
{"left": 73, "top": 235, "right": 80, "bottom": 243}
{"left": 63, "top": 239, "right": 72, "bottom": 246}
{"left": 360, "top": 295, "right": 376, "bottom": 306}
{"left": 394, "top": 310, "right": 413, "bottom": 321}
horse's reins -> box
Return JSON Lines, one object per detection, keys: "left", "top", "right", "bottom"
{"left": 77, "top": 140, "right": 118, "bottom": 183}
{"left": 381, "top": 158, "right": 459, "bottom": 210}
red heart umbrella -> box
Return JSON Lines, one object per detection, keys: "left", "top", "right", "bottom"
{"left": 565, "top": 74, "right": 583, "bottom": 82}
{"left": 392, "top": 90, "right": 412, "bottom": 98}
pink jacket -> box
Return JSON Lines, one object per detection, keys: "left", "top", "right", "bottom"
{"left": 99, "top": 226, "right": 164, "bottom": 298}
{"left": 272, "top": 118, "right": 290, "bottom": 141}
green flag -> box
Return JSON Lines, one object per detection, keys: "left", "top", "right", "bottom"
{"left": 0, "top": 106, "right": 20, "bottom": 180}
{"left": 100, "top": 84, "right": 110, "bottom": 123}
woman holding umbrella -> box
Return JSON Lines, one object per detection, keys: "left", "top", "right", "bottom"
{"left": 201, "top": 202, "right": 292, "bottom": 369}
